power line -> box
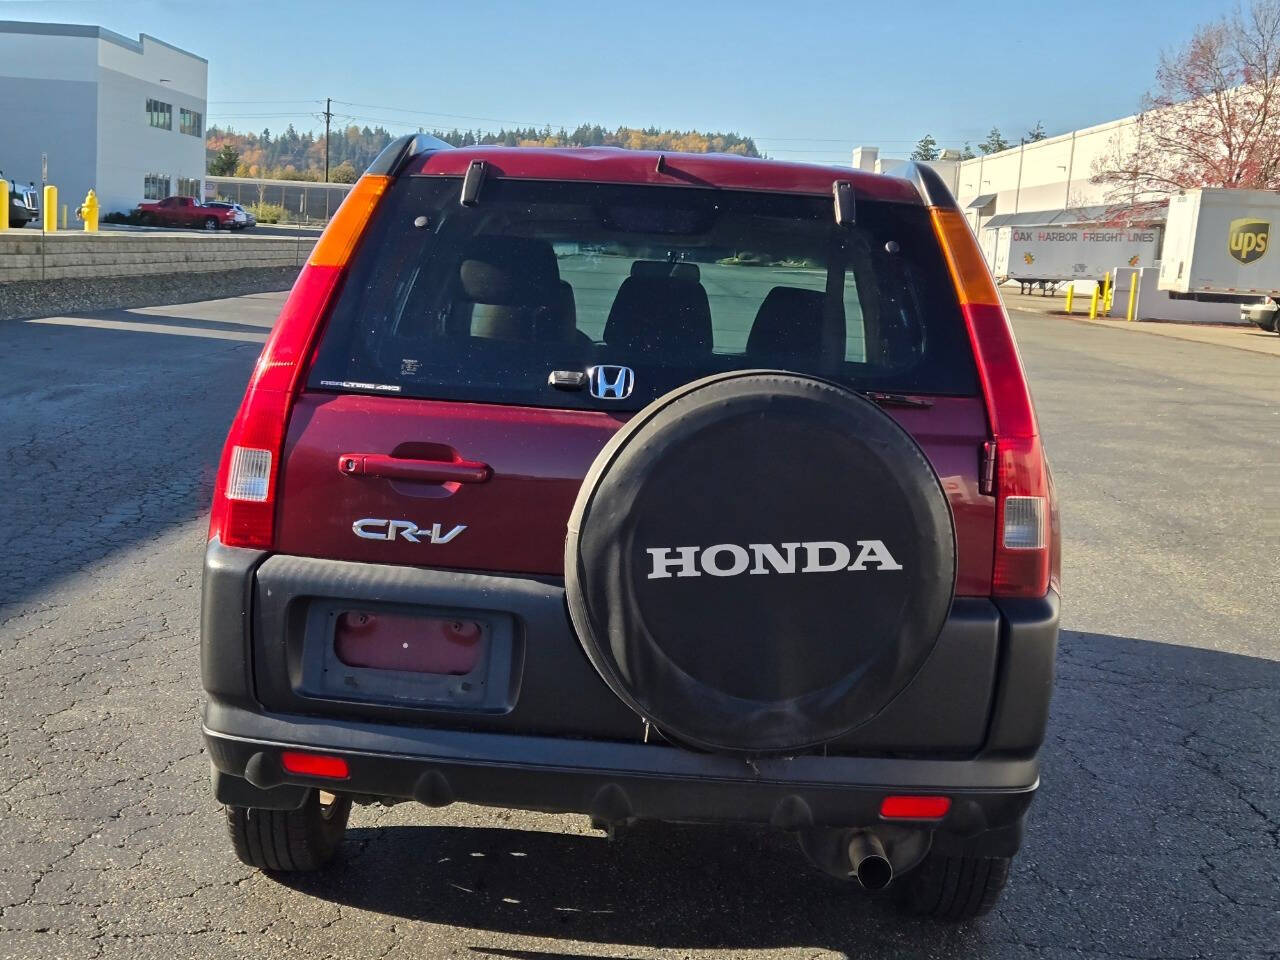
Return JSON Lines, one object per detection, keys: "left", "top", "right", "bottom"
{"left": 211, "top": 95, "right": 989, "bottom": 158}
{"left": 208, "top": 112, "right": 318, "bottom": 120}
{"left": 332, "top": 99, "right": 570, "bottom": 128}
{"left": 207, "top": 98, "right": 323, "bottom": 105}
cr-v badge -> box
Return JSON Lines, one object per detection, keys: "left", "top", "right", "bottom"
{"left": 588, "top": 365, "right": 635, "bottom": 400}
{"left": 353, "top": 519, "right": 467, "bottom": 544}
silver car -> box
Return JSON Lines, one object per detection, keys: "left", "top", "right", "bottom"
{"left": 203, "top": 200, "right": 255, "bottom": 231}
{"left": 1240, "top": 297, "right": 1278, "bottom": 333}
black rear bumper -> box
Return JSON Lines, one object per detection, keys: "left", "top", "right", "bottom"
{"left": 204, "top": 700, "right": 1036, "bottom": 855}
{"left": 201, "top": 540, "right": 1057, "bottom": 855}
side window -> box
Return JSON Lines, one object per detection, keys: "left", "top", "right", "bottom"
{"left": 144, "top": 174, "right": 171, "bottom": 201}
{"left": 146, "top": 98, "right": 172, "bottom": 130}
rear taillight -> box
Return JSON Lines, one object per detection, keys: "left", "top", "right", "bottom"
{"left": 208, "top": 174, "right": 391, "bottom": 550}
{"left": 931, "top": 208, "right": 1053, "bottom": 598}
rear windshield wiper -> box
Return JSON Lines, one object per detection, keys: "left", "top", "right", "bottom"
{"left": 862, "top": 391, "right": 934, "bottom": 409}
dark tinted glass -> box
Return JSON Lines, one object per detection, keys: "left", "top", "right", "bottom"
{"left": 310, "top": 177, "right": 978, "bottom": 410}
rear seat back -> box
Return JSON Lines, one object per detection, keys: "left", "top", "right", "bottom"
{"left": 746, "top": 286, "right": 828, "bottom": 365}
{"left": 604, "top": 275, "right": 713, "bottom": 356}
{"left": 454, "top": 236, "right": 561, "bottom": 341}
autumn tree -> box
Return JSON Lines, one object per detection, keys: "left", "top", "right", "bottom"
{"left": 207, "top": 123, "right": 762, "bottom": 180}
{"left": 978, "top": 127, "right": 1010, "bottom": 154}
{"left": 1094, "top": 0, "right": 1280, "bottom": 200}
{"left": 911, "top": 134, "right": 940, "bottom": 161}
{"left": 330, "top": 161, "right": 358, "bottom": 183}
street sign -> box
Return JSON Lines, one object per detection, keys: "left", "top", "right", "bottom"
{"left": 41, "top": 153, "right": 47, "bottom": 184}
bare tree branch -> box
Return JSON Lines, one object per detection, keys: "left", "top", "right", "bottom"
{"left": 1093, "top": 0, "right": 1280, "bottom": 200}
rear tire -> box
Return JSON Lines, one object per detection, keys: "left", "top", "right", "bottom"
{"left": 225, "top": 789, "right": 351, "bottom": 871}
{"left": 894, "top": 853, "right": 1011, "bottom": 921}
{"left": 203, "top": 216, "right": 219, "bottom": 231}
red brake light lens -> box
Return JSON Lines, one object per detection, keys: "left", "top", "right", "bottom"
{"left": 208, "top": 174, "right": 391, "bottom": 550}
{"left": 280, "top": 751, "right": 349, "bottom": 779}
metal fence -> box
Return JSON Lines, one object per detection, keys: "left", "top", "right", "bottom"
{"left": 205, "top": 176, "right": 354, "bottom": 223}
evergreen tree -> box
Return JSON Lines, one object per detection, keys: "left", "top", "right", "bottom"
{"left": 911, "top": 134, "right": 940, "bottom": 161}
{"left": 978, "top": 127, "right": 1011, "bottom": 154}
{"left": 208, "top": 144, "right": 240, "bottom": 176}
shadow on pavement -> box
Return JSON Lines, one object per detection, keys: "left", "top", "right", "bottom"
{"left": 0, "top": 316, "right": 266, "bottom": 612}
{"left": 277, "top": 630, "right": 1278, "bottom": 956}
{"left": 285, "top": 821, "right": 957, "bottom": 954}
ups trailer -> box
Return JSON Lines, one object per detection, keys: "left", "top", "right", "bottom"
{"left": 1158, "top": 188, "right": 1280, "bottom": 300}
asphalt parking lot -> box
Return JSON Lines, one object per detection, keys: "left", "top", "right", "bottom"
{"left": 0, "top": 293, "right": 1276, "bottom": 959}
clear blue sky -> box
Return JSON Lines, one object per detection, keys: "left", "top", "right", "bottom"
{"left": 2, "top": 0, "right": 1237, "bottom": 162}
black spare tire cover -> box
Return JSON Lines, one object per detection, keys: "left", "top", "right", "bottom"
{"left": 565, "top": 371, "right": 956, "bottom": 754}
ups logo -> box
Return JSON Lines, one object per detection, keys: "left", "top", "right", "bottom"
{"left": 1228, "top": 218, "right": 1270, "bottom": 265}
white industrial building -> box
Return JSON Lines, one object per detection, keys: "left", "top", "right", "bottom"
{"left": 0, "top": 20, "right": 207, "bottom": 216}
{"left": 855, "top": 118, "right": 1262, "bottom": 323}
{"left": 854, "top": 113, "right": 1145, "bottom": 233}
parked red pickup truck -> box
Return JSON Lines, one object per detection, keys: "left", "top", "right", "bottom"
{"left": 136, "top": 195, "right": 239, "bottom": 231}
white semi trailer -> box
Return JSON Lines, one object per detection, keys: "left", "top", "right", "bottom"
{"left": 983, "top": 223, "right": 1160, "bottom": 285}
{"left": 1158, "top": 188, "right": 1280, "bottom": 298}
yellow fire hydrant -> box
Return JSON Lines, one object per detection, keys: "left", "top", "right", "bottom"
{"left": 77, "top": 189, "right": 99, "bottom": 232}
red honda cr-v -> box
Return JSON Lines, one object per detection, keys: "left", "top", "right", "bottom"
{"left": 202, "top": 136, "right": 1060, "bottom": 920}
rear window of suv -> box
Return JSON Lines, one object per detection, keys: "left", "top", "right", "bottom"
{"left": 309, "top": 176, "right": 978, "bottom": 410}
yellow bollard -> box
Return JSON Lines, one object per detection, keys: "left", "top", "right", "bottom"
{"left": 77, "top": 189, "right": 99, "bottom": 232}
{"left": 43, "top": 185, "right": 58, "bottom": 231}
{"left": 1089, "top": 286, "right": 1100, "bottom": 319}
{"left": 1101, "top": 272, "right": 1112, "bottom": 316}
{"left": 1064, "top": 285, "right": 1074, "bottom": 314}
{"left": 1126, "top": 274, "right": 1139, "bottom": 322}
{"left": 0, "top": 179, "right": 8, "bottom": 231}
{"left": 61, "top": 204, "right": 67, "bottom": 230}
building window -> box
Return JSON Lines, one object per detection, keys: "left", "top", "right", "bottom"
{"left": 180, "top": 108, "right": 202, "bottom": 137}
{"left": 146, "top": 98, "right": 172, "bottom": 130}
{"left": 144, "top": 173, "right": 171, "bottom": 200}
{"left": 176, "top": 178, "right": 201, "bottom": 199}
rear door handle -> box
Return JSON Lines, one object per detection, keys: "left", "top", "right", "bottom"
{"left": 338, "top": 454, "right": 491, "bottom": 484}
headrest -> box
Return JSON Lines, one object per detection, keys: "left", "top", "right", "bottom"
{"left": 604, "top": 275, "right": 713, "bottom": 356}
{"left": 630, "top": 260, "right": 701, "bottom": 282}
{"left": 458, "top": 236, "right": 560, "bottom": 305}
{"left": 746, "top": 286, "right": 828, "bottom": 364}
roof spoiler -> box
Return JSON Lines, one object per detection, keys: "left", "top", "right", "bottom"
{"left": 890, "top": 161, "right": 959, "bottom": 210}
{"left": 365, "top": 132, "right": 453, "bottom": 178}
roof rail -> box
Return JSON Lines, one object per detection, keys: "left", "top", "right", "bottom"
{"left": 890, "top": 161, "right": 959, "bottom": 210}
{"left": 365, "top": 132, "right": 453, "bottom": 178}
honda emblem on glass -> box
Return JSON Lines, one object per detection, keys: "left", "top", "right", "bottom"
{"left": 588, "top": 365, "right": 635, "bottom": 400}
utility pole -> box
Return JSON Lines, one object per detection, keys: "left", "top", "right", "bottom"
{"left": 323, "top": 97, "right": 332, "bottom": 183}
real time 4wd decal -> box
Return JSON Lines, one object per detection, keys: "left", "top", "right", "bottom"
{"left": 1228, "top": 218, "right": 1270, "bottom": 265}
